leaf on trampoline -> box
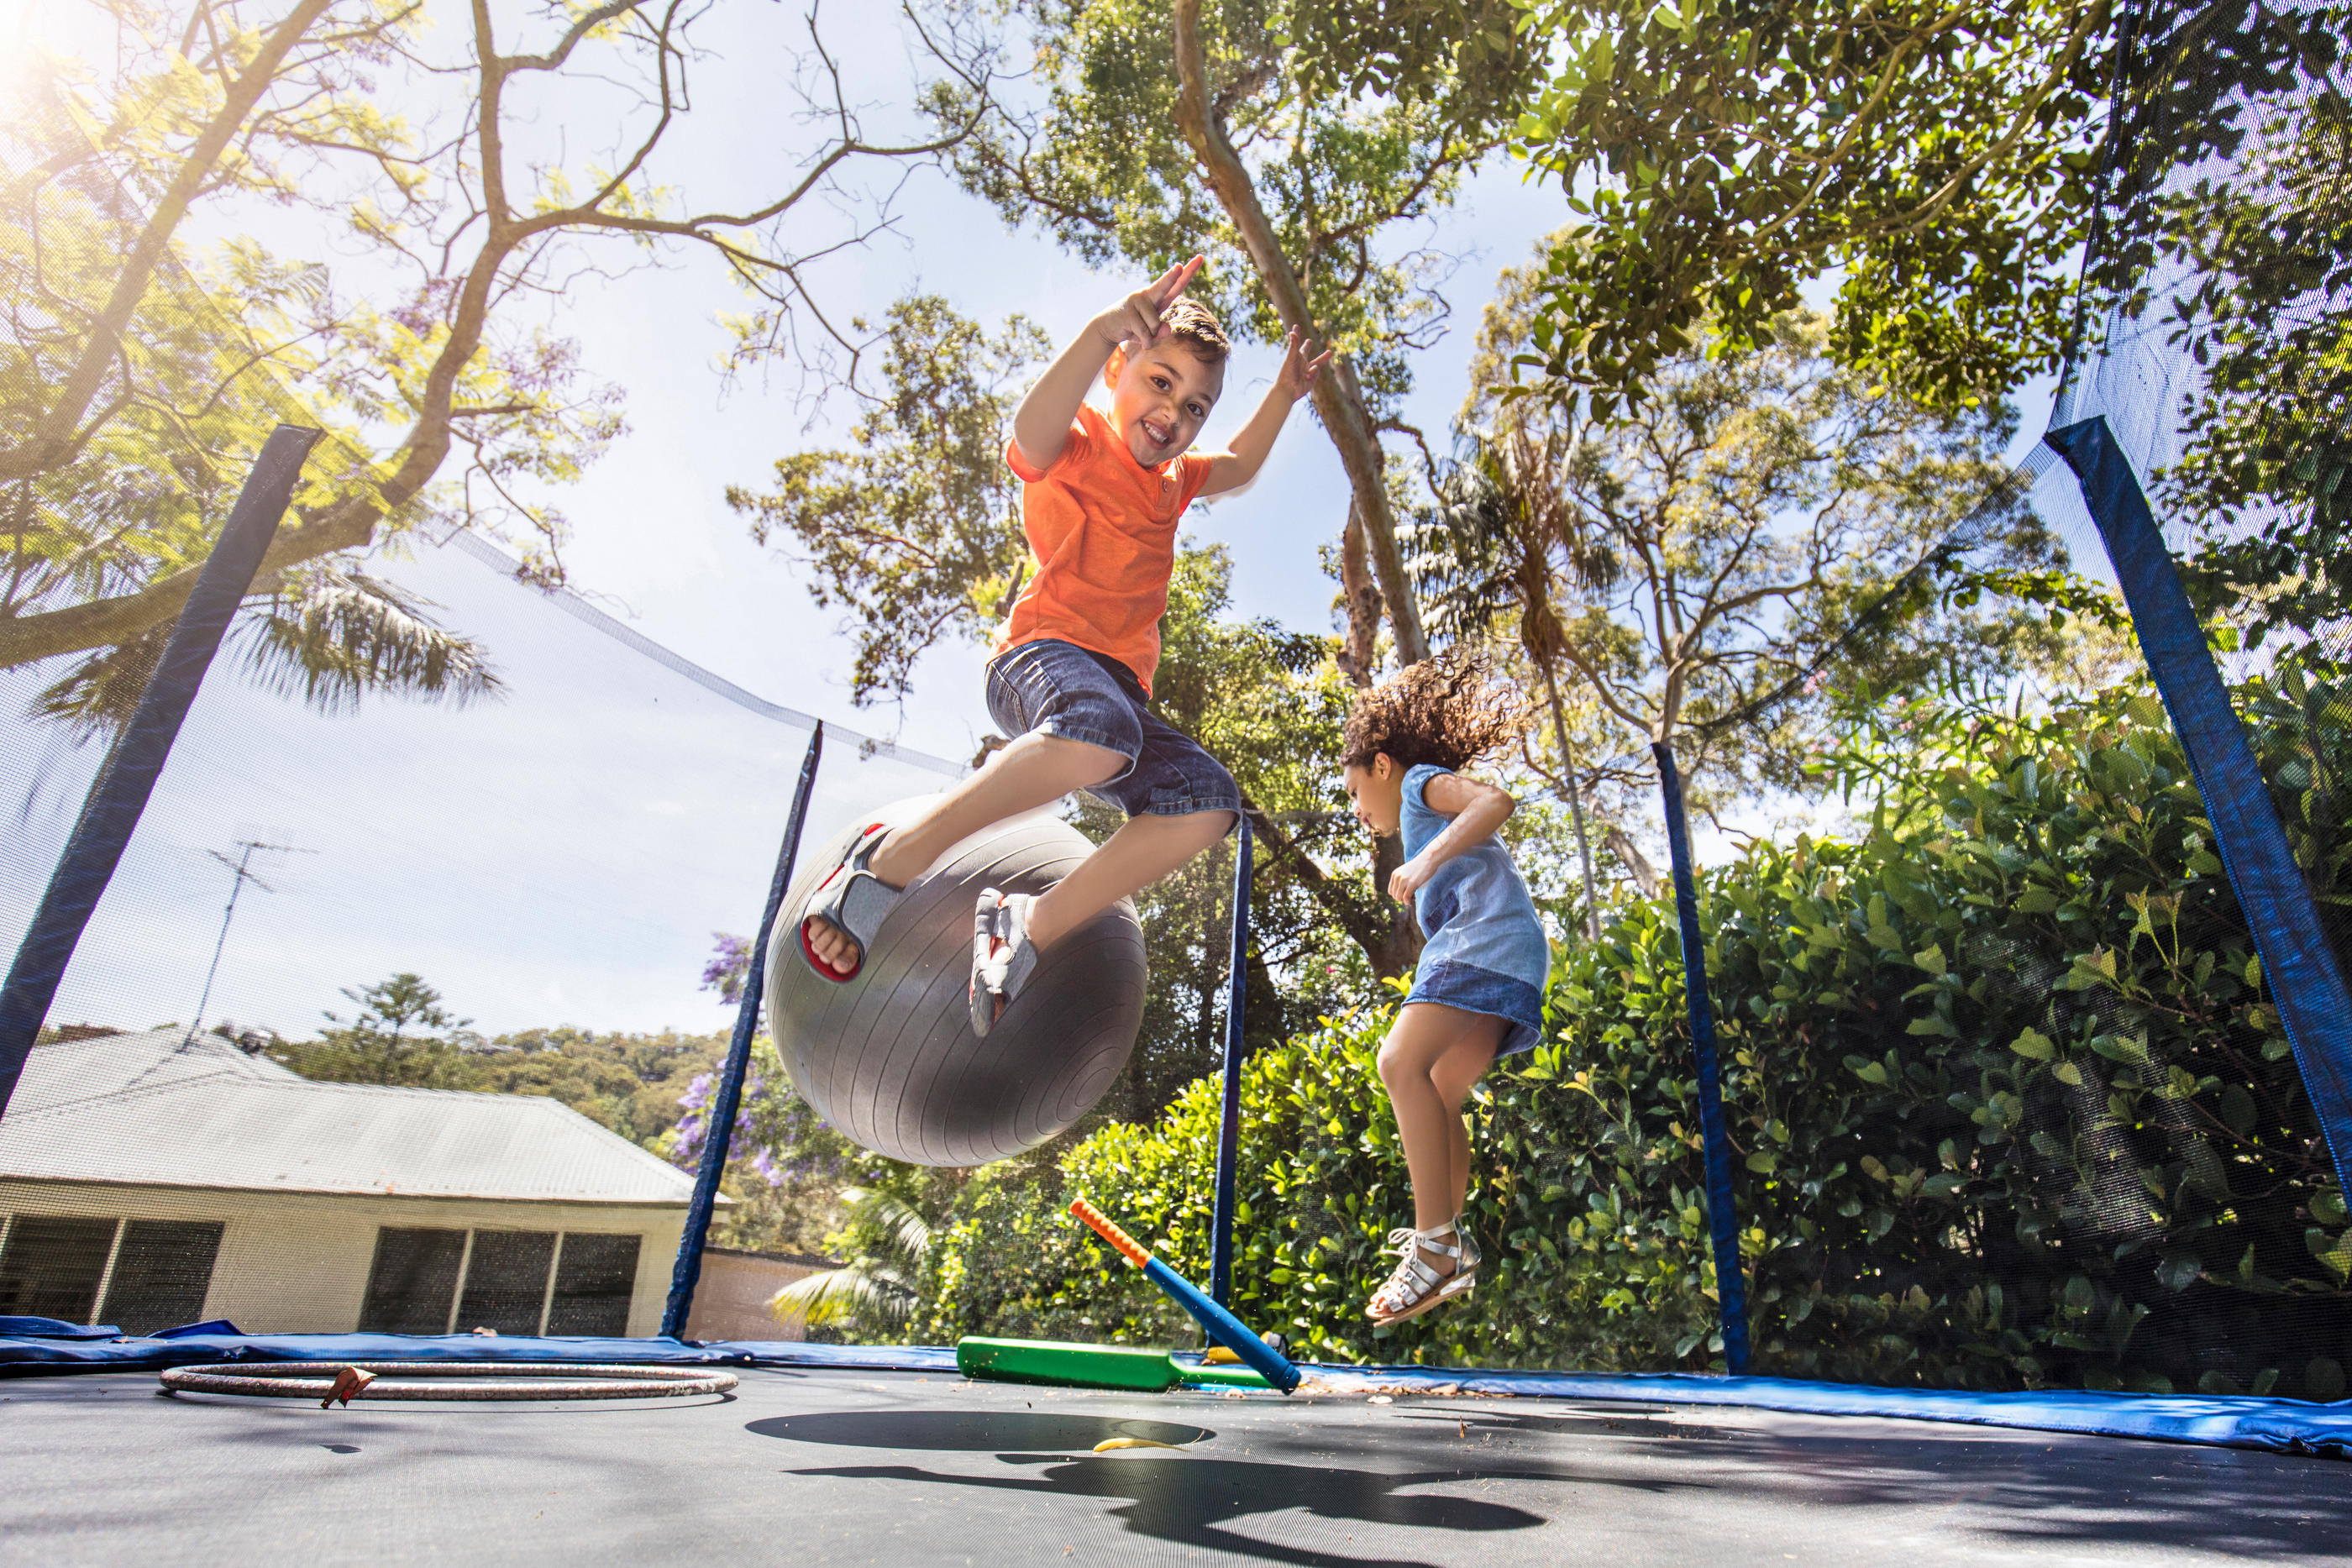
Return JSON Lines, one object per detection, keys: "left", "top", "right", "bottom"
{"left": 1093, "top": 1437, "right": 1189, "bottom": 1452}
{"left": 323, "top": 1367, "right": 377, "bottom": 1408}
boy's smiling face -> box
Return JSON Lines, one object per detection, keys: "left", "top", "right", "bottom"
{"left": 1103, "top": 340, "right": 1224, "bottom": 467}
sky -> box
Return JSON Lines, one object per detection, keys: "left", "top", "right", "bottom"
{"left": 0, "top": 1, "right": 1576, "bottom": 1038}
{"left": 0, "top": 1, "right": 2090, "bottom": 1040}
{"left": 495, "top": 16, "right": 1571, "bottom": 768}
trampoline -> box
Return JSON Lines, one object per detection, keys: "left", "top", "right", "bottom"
{"left": 5, "top": 1353, "right": 2349, "bottom": 1565}
{"left": 5, "top": 4, "right": 2352, "bottom": 1564}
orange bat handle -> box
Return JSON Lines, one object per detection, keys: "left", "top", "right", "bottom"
{"left": 1068, "top": 1198, "right": 1151, "bottom": 1270}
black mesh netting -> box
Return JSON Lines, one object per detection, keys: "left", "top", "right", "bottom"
{"left": 2, "top": 0, "right": 2348, "bottom": 1395}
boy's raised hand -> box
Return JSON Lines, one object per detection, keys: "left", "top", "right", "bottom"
{"left": 1097, "top": 254, "right": 1207, "bottom": 352}
{"left": 1275, "top": 327, "right": 1334, "bottom": 401}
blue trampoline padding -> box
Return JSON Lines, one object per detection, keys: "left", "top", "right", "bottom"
{"left": 13, "top": 1331, "right": 2346, "bottom": 1458}
{"left": 0, "top": 1330, "right": 766, "bottom": 1374}
{"left": 1297, "top": 1365, "right": 2352, "bottom": 1460}
{"left": 151, "top": 1319, "right": 242, "bottom": 1339}
{"left": 0, "top": 1316, "right": 122, "bottom": 1340}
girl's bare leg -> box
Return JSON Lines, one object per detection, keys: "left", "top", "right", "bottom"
{"left": 1430, "top": 1027, "right": 1503, "bottom": 1219}
{"left": 1378, "top": 1004, "right": 1507, "bottom": 1238}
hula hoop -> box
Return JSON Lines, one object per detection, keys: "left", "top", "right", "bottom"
{"left": 159, "top": 1361, "right": 739, "bottom": 1403}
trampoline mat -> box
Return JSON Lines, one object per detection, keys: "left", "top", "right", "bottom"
{"left": 2, "top": 1366, "right": 2344, "bottom": 1565}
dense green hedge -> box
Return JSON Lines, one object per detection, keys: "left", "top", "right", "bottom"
{"left": 915, "top": 678, "right": 2352, "bottom": 1397}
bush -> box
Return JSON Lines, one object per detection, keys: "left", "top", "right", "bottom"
{"left": 917, "top": 678, "right": 2352, "bottom": 1397}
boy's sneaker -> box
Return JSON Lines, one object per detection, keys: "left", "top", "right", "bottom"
{"left": 969, "top": 889, "right": 1042, "bottom": 1036}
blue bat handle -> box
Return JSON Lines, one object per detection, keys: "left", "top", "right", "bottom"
{"left": 1142, "top": 1256, "right": 1300, "bottom": 1393}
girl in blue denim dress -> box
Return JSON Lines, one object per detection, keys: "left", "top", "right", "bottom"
{"left": 1341, "top": 658, "right": 1551, "bottom": 1325}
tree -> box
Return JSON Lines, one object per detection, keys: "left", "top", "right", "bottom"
{"left": 2112, "top": 8, "right": 2351, "bottom": 653}
{"left": 1458, "top": 268, "right": 2079, "bottom": 818}
{"left": 723, "top": 297, "right": 1046, "bottom": 706}
{"left": 1414, "top": 431, "right": 1611, "bottom": 936}
{"left": 1497, "top": 0, "right": 2113, "bottom": 416}
{"left": 3, "top": 0, "right": 999, "bottom": 721}
{"left": 936, "top": 0, "right": 1544, "bottom": 666}
{"left": 286, "top": 970, "right": 473, "bottom": 1085}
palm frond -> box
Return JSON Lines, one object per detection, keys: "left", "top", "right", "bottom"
{"left": 769, "top": 1263, "right": 916, "bottom": 1329}
{"left": 769, "top": 1186, "right": 937, "bottom": 1333}
{"left": 238, "top": 565, "right": 501, "bottom": 716}
{"left": 27, "top": 624, "right": 171, "bottom": 743}
{"left": 841, "top": 1185, "right": 936, "bottom": 1269}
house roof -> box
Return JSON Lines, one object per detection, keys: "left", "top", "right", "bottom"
{"left": 0, "top": 1028, "right": 701, "bottom": 1205}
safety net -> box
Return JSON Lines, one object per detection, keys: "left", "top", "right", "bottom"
{"left": 2, "top": 0, "right": 2349, "bottom": 1444}
{"left": 0, "top": 81, "right": 959, "bottom": 1341}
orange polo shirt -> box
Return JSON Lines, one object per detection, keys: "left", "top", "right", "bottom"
{"left": 996, "top": 402, "right": 1215, "bottom": 696}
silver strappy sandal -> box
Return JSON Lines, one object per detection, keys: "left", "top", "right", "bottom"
{"left": 1366, "top": 1219, "right": 1477, "bottom": 1325}
{"left": 799, "top": 822, "right": 902, "bottom": 981}
{"left": 969, "top": 889, "right": 1042, "bottom": 1036}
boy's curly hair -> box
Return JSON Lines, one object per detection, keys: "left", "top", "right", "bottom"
{"left": 1341, "top": 653, "right": 1528, "bottom": 773}
{"left": 1162, "top": 297, "right": 1231, "bottom": 364}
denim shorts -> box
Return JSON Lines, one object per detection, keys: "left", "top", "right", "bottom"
{"left": 985, "top": 638, "right": 1242, "bottom": 822}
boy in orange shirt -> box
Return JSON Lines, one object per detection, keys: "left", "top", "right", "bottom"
{"left": 799, "top": 255, "right": 1330, "bottom": 1031}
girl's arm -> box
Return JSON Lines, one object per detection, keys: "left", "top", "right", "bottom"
{"left": 1388, "top": 773, "right": 1515, "bottom": 904}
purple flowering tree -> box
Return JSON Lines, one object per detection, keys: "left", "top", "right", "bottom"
{"left": 701, "top": 932, "right": 753, "bottom": 1007}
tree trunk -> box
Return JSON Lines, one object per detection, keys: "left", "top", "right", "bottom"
{"left": 1539, "top": 658, "right": 1602, "bottom": 941}
{"left": 1169, "top": 0, "right": 1426, "bottom": 667}
{"left": 1240, "top": 798, "right": 1418, "bottom": 979}
{"left": 1332, "top": 505, "right": 1421, "bottom": 973}
{"left": 1336, "top": 504, "right": 1383, "bottom": 686}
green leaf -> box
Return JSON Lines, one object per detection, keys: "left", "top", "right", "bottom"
{"left": 2009, "top": 1027, "right": 2055, "bottom": 1062}
{"left": 1911, "top": 944, "right": 1946, "bottom": 976}
{"left": 2089, "top": 1032, "right": 2150, "bottom": 1065}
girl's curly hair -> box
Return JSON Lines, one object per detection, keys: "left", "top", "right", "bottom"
{"left": 1341, "top": 653, "right": 1528, "bottom": 773}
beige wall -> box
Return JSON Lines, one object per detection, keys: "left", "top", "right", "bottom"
{"left": 0, "top": 1179, "right": 687, "bottom": 1337}
{"left": 681, "top": 1249, "right": 830, "bottom": 1343}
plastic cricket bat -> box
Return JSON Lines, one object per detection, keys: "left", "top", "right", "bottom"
{"left": 1068, "top": 1197, "right": 1300, "bottom": 1394}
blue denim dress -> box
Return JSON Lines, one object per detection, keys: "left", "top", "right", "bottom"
{"left": 1399, "top": 764, "right": 1551, "bottom": 1057}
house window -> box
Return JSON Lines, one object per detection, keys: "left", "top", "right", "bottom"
{"left": 358, "top": 1228, "right": 469, "bottom": 1334}
{"left": 547, "top": 1233, "right": 641, "bottom": 1338}
{"left": 102, "top": 1221, "right": 223, "bottom": 1335}
{"left": 358, "top": 1226, "right": 643, "bottom": 1337}
{"left": 0, "top": 1214, "right": 118, "bottom": 1323}
{"left": 0, "top": 1214, "right": 225, "bottom": 1333}
{"left": 458, "top": 1230, "right": 557, "bottom": 1337}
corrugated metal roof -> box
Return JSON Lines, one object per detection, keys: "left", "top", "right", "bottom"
{"left": 0, "top": 1029, "right": 700, "bottom": 1205}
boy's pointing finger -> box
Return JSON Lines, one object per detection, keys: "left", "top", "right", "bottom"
{"left": 1157, "top": 253, "right": 1205, "bottom": 304}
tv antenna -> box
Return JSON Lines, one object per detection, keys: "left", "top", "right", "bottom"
{"left": 182, "top": 839, "right": 313, "bottom": 1049}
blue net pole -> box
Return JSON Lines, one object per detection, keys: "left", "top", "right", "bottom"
{"left": 662, "top": 721, "right": 824, "bottom": 1337}
{"left": 0, "top": 423, "right": 322, "bottom": 1119}
{"left": 2047, "top": 417, "right": 2352, "bottom": 1208}
{"left": 1209, "top": 817, "right": 1253, "bottom": 1307}
{"left": 1653, "top": 741, "right": 1751, "bottom": 1373}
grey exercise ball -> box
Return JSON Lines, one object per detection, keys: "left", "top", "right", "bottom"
{"left": 763, "top": 799, "right": 1148, "bottom": 1167}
